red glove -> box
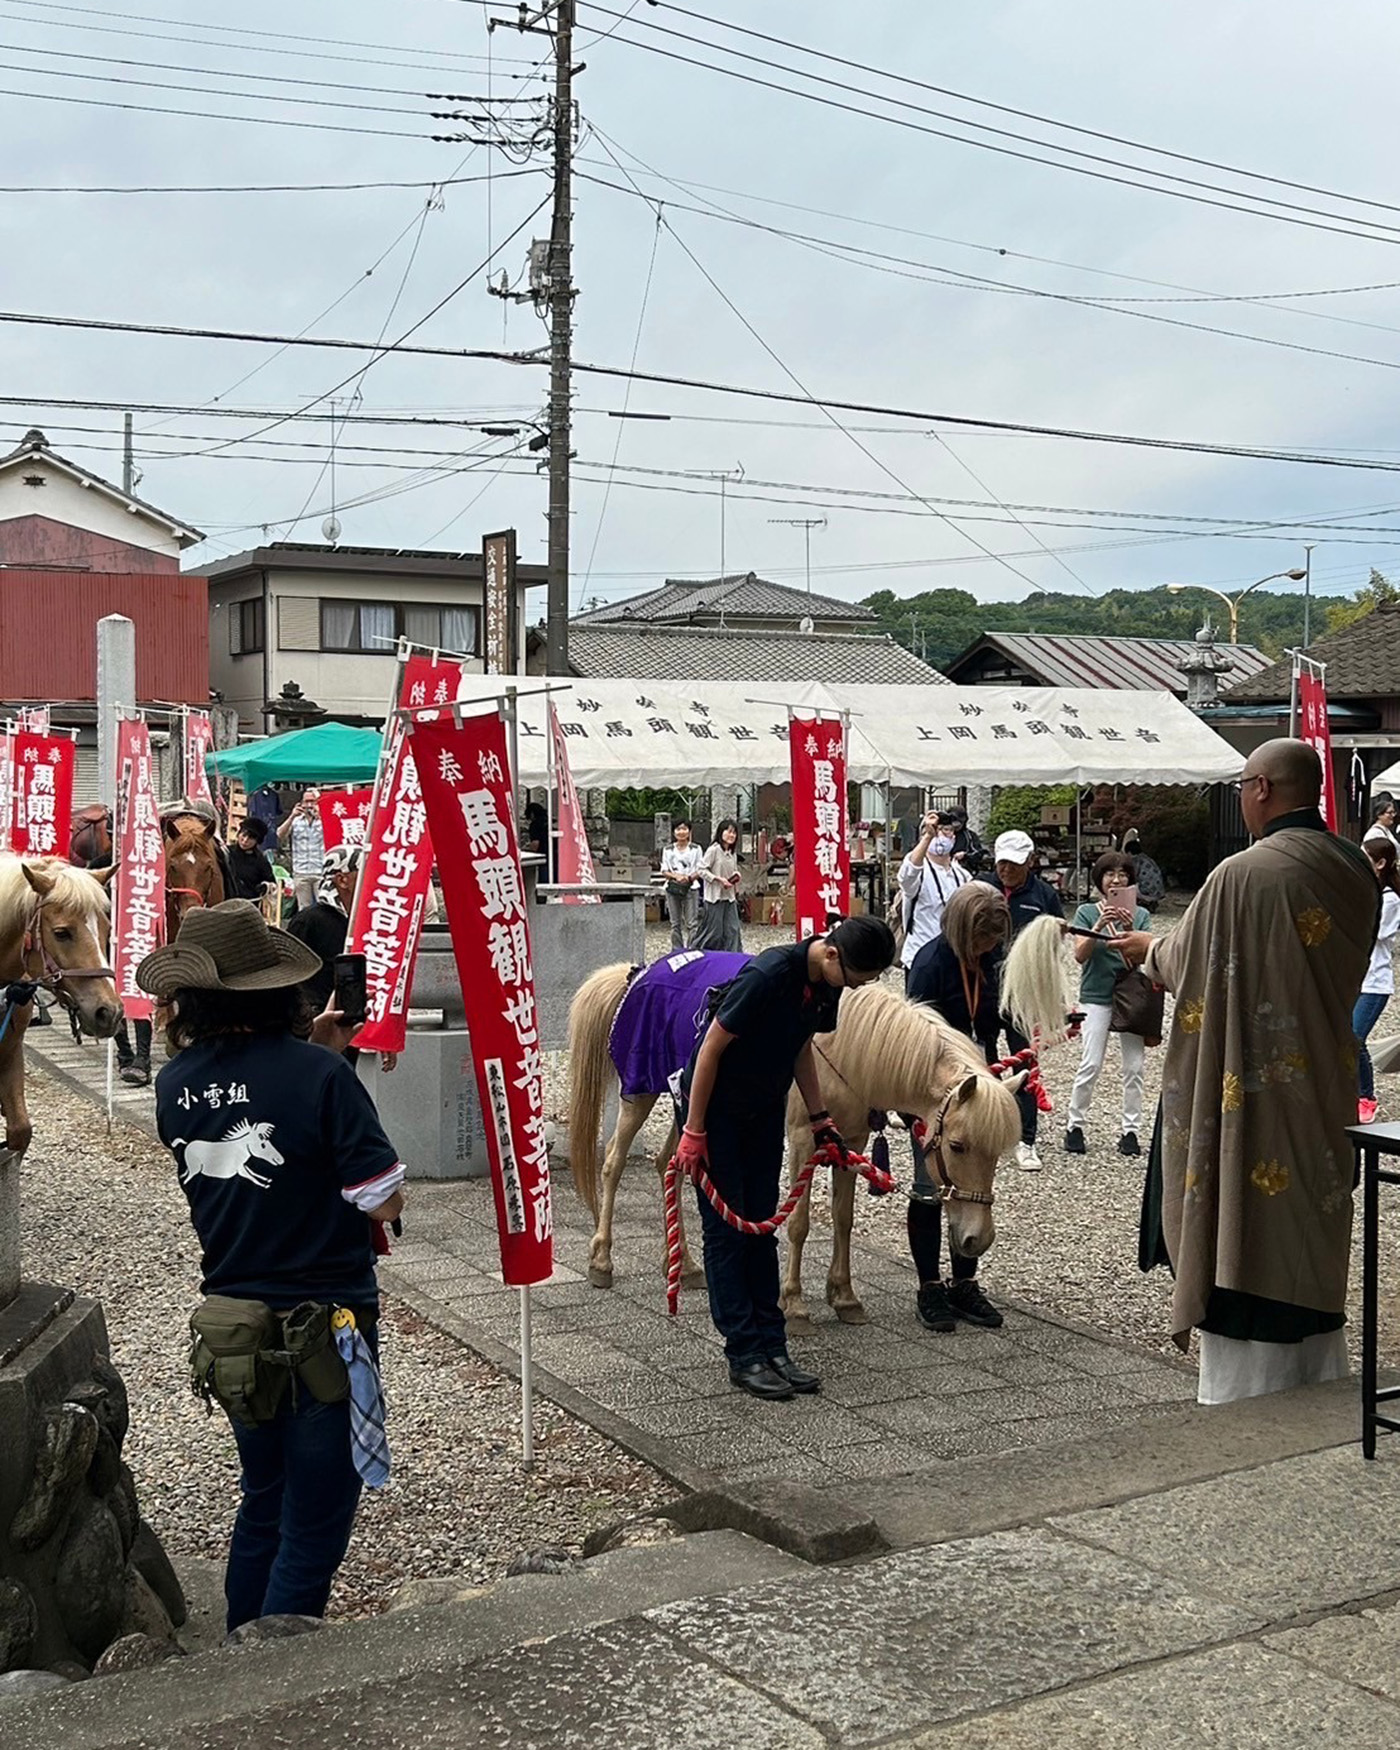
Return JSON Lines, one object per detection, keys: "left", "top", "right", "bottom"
{"left": 677, "top": 1127, "right": 709, "bottom": 1174}
{"left": 812, "top": 1119, "right": 849, "bottom": 1164}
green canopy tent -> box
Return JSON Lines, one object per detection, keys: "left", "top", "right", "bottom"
{"left": 205, "top": 721, "right": 384, "bottom": 792}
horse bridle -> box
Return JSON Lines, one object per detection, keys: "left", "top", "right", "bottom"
{"left": 21, "top": 894, "right": 115, "bottom": 1003}
{"left": 814, "top": 1042, "right": 994, "bottom": 1208}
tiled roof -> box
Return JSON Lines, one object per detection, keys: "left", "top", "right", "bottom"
{"left": 567, "top": 624, "right": 948, "bottom": 685}
{"left": 573, "top": 572, "right": 877, "bottom": 626}
{"left": 1223, "top": 603, "right": 1400, "bottom": 702}
{"left": 946, "top": 632, "right": 1272, "bottom": 695}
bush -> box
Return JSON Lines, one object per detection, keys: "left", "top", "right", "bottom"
{"left": 1096, "top": 786, "right": 1210, "bottom": 890}
{"left": 986, "top": 784, "right": 1079, "bottom": 839}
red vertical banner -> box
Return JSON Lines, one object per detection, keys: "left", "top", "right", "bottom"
{"left": 1298, "top": 668, "right": 1337, "bottom": 830}
{"left": 0, "top": 732, "right": 13, "bottom": 852}
{"left": 17, "top": 707, "right": 49, "bottom": 735}
{"left": 318, "top": 786, "right": 374, "bottom": 851}
{"left": 409, "top": 708, "right": 553, "bottom": 1286}
{"left": 10, "top": 733, "right": 75, "bottom": 858}
{"left": 345, "top": 652, "right": 466, "bottom": 1053}
{"left": 182, "top": 711, "right": 215, "bottom": 807}
{"left": 789, "top": 715, "right": 850, "bottom": 941}
{"left": 112, "top": 719, "right": 164, "bottom": 1021}
{"left": 548, "top": 702, "right": 598, "bottom": 904}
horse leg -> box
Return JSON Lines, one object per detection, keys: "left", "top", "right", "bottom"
{"left": 780, "top": 1135, "right": 816, "bottom": 1335}
{"left": 826, "top": 1152, "right": 868, "bottom": 1325}
{"left": 651, "top": 1117, "right": 705, "bottom": 1289}
{"left": 0, "top": 1025, "right": 33, "bottom": 1165}
{"left": 589, "top": 1094, "right": 652, "bottom": 1289}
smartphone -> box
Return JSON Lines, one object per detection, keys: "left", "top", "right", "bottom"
{"left": 1101, "top": 886, "right": 1138, "bottom": 932}
{"left": 332, "top": 952, "right": 367, "bottom": 1027}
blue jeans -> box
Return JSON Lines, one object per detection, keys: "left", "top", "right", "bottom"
{"left": 1355, "top": 992, "right": 1390, "bottom": 1101}
{"left": 224, "top": 1328, "right": 376, "bottom": 1632}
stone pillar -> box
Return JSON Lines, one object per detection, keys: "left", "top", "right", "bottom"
{"left": 96, "top": 616, "right": 136, "bottom": 813}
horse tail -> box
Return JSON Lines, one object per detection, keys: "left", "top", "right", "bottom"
{"left": 1002, "top": 914, "right": 1071, "bottom": 1043}
{"left": 567, "top": 961, "right": 633, "bottom": 1218}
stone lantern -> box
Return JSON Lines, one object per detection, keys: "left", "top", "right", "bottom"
{"left": 1178, "top": 619, "right": 1238, "bottom": 711}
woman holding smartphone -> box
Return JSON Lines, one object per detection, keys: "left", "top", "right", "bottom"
{"left": 1064, "top": 852, "right": 1153, "bottom": 1158}
{"left": 693, "top": 818, "right": 744, "bottom": 952}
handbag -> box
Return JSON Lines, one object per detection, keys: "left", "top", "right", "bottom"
{"left": 1110, "top": 966, "right": 1165, "bottom": 1046}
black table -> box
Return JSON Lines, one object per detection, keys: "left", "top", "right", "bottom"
{"left": 1347, "top": 1120, "right": 1400, "bottom": 1458}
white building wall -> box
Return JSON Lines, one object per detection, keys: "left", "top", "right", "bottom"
{"left": 0, "top": 469, "right": 183, "bottom": 558}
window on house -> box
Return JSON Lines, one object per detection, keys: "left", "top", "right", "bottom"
{"left": 317, "top": 599, "right": 481, "bottom": 655}
{"left": 229, "top": 596, "right": 265, "bottom": 656}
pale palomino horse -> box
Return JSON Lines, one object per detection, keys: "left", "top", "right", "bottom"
{"left": 567, "top": 963, "right": 1023, "bottom": 1327}
{"left": 174, "top": 1121, "right": 284, "bottom": 1189}
{"left": 0, "top": 857, "right": 123, "bottom": 1163}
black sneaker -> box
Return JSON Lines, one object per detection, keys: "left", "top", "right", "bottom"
{"left": 946, "top": 1277, "right": 1004, "bottom": 1329}
{"left": 916, "top": 1280, "right": 956, "bottom": 1333}
{"left": 1118, "top": 1131, "right": 1141, "bottom": 1157}
{"left": 1064, "top": 1126, "right": 1086, "bottom": 1155}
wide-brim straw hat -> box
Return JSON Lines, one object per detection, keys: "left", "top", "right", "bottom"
{"left": 136, "top": 899, "right": 322, "bottom": 997}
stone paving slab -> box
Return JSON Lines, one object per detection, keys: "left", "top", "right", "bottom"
{"left": 898, "top": 1640, "right": 1400, "bottom": 1748}
{"left": 1053, "top": 1443, "right": 1400, "bottom": 1618}
{"left": 1266, "top": 1597, "right": 1400, "bottom": 1705}
{"left": 647, "top": 1528, "right": 1258, "bottom": 1746}
{"left": 380, "top": 1172, "right": 1201, "bottom": 1492}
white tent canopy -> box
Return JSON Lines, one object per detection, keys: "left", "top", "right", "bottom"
{"left": 446, "top": 675, "right": 1242, "bottom": 790}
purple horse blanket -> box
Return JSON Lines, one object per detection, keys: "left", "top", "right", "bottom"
{"left": 608, "top": 950, "right": 752, "bottom": 1099}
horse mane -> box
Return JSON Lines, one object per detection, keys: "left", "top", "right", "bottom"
{"left": 1003, "top": 914, "right": 1072, "bottom": 1042}
{"left": 222, "top": 1118, "right": 255, "bottom": 1141}
{"left": 167, "top": 828, "right": 217, "bottom": 862}
{"left": 825, "top": 981, "right": 1018, "bottom": 1151}
{"left": 0, "top": 855, "right": 110, "bottom": 937}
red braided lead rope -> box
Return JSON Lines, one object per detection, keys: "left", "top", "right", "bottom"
{"left": 664, "top": 1141, "right": 894, "bottom": 1316}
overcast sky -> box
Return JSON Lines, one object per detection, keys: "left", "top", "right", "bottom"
{"left": 7, "top": 0, "right": 1400, "bottom": 613}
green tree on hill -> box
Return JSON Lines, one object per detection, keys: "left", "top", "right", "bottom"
{"left": 1323, "top": 569, "right": 1400, "bottom": 635}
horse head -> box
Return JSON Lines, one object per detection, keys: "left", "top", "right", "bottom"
{"left": 19, "top": 858, "right": 123, "bottom": 1038}
{"left": 165, "top": 829, "right": 224, "bottom": 932}
{"left": 922, "top": 1067, "right": 1025, "bottom": 1259}
{"left": 247, "top": 1122, "right": 283, "bottom": 1166}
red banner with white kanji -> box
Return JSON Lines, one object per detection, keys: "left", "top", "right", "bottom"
{"left": 182, "top": 711, "right": 215, "bottom": 807}
{"left": 790, "top": 716, "right": 849, "bottom": 941}
{"left": 318, "top": 787, "right": 373, "bottom": 852}
{"left": 408, "top": 708, "right": 552, "bottom": 1287}
{"left": 113, "top": 718, "right": 164, "bottom": 1022}
{"left": 1297, "top": 667, "right": 1337, "bottom": 830}
{"left": 548, "top": 702, "right": 598, "bottom": 904}
{"left": 0, "top": 733, "right": 13, "bottom": 852}
{"left": 9, "top": 732, "right": 74, "bottom": 859}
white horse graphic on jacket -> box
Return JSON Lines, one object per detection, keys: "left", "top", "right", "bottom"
{"left": 173, "top": 1120, "right": 283, "bottom": 1189}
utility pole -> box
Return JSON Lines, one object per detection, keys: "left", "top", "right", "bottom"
{"left": 545, "top": 0, "right": 574, "bottom": 676}
{"left": 1303, "top": 543, "right": 1316, "bottom": 648}
{"left": 122, "top": 412, "right": 134, "bottom": 496}
{"left": 769, "top": 516, "right": 827, "bottom": 604}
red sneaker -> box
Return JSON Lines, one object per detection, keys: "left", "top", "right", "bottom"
{"left": 1359, "top": 1098, "right": 1379, "bottom": 1124}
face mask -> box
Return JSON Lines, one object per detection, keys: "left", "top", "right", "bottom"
{"left": 930, "top": 835, "right": 956, "bottom": 856}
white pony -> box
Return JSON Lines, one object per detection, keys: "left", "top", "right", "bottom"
{"left": 174, "top": 1120, "right": 283, "bottom": 1189}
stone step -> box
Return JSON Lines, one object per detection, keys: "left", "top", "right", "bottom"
{"left": 0, "top": 1530, "right": 804, "bottom": 1749}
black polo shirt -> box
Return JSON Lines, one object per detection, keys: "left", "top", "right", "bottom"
{"left": 977, "top": 869, "right": 1065, "bottom": 935}
{"left": 689, "top": 940, "right": 841, "bottom": 1111}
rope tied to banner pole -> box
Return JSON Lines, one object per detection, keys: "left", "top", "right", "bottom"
{"left": 664, "top": 1140, "right": 893, "bottom": 1316}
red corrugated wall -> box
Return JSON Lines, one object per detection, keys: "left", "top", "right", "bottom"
{"left": 0, "top": 570, "right": 209, "bottom": 703}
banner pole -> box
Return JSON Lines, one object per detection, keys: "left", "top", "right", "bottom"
{"left": 519, "top": 1284, "right": 535, "bottom": 1468}
{"left": 105, "top": 1037, "right": 114, "bottom": 1134}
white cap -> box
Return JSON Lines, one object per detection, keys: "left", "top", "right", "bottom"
{"left": 993, "top": 829, "right": 1035, "bottom": 865}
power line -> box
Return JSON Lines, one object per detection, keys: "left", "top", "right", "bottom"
{"left": 0, "top": 80, "right": 432, "bottom": 137}
{"left": 592, "top": 1, "right": 1400, "bottom": 220}
{"left": 579, "top": 12, "right": 1400, "bottom": 247}
{"left": 0, "top": 168, "right": 542, "bottom": 194}
{"left": 17, "top": 301, "right": 1400, "bottom": 474}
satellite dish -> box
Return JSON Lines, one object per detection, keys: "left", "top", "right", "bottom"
{"left": 322, "top": 515, "right": 342, "bottom": 545}
{"left": 798, "top": 616, "right": 814, "bottom": 634}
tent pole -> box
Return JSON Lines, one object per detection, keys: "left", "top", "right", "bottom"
{"left": 519, "top": 1285, "right": 535, "bottom": 1468}
{"left": 1076, "top": 789, "right": 1084, "bottom": 903}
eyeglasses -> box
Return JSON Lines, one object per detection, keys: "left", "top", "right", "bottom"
{"left": 1233, "top": 774, "right": 1265, "bottom": 795}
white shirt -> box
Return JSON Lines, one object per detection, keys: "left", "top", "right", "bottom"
{"left": 1363, "top": 886, "right": 1400, "bottom": 996}
{"left": 1363, "top": 822, "right": 1400, "bottom": 855}
{"left": 897, "top": 852, "right": 971, "bottom": 968}
{"left": 288, "top": 812, "right": 325, "bottom": 877}
{"left": 660, "top": 844, "right": 703, "bottom": 883}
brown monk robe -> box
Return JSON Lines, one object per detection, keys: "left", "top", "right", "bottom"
{"left": 1118, "top": 739, "right": 1379, "bottom": 1405}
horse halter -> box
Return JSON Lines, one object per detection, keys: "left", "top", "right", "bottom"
{"left": 913, "top": 1085, "right": 995, "bottom": 1208}
{"left": 22, "top": 893, "right": 115, "bottom": 999}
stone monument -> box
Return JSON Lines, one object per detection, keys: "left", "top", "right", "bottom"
{"left": 1178, "top": 618, "right": 1238, "bottom": 711}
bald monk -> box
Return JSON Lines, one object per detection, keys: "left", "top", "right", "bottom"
{"left": 1117, "top": 739, "right": 1379, "bottom": 1403}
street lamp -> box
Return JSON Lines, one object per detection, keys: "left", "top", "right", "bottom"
{"left": 1166, "top": 569, "right": 1307, "bottom": 644}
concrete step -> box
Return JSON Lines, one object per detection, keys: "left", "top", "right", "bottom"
{"left": 0, "top": 1530, "right": 804, "bottom": 1750}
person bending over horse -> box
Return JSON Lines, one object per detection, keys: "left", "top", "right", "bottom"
{"left": 905, "top": 883, "right": 1012, "bottom": 1334}
{"left": 676, "top": 915, "right": 896, "bottom": 1400}
{"left": 138, "top": 900, "right": 405, "bottom": 1631}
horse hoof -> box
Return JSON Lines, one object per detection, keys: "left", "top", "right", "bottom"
{"left": 784, "top": 1312, "right": 815, "bottom": 1337}
{"left": 587, "top": 1265, "right": 614, "bottom": 1289}
{"left": 682, "top": 1267, "right": 707, "bottom": 1291}
{"left": 832, "top": 1303, "right": 869, "bottom": 1326}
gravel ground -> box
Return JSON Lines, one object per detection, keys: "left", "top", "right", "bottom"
{"left": 17, "top": 1079, "right": 671, "bottom": 1622}
{"left": 548, "top": 903, "right": 1400, "bottom": 1371}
